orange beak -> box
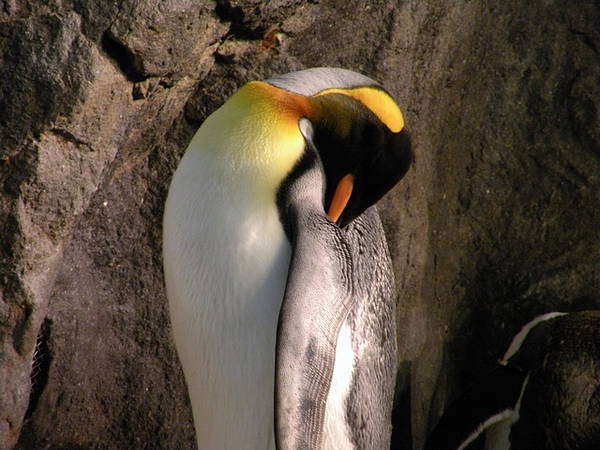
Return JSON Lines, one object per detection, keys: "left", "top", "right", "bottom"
{"left": 327, "top": 174, "right": 355, "bottom": 223}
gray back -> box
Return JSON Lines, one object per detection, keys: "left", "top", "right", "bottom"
{"left": 267, "top": 67, "right": 379, "bottom": 96}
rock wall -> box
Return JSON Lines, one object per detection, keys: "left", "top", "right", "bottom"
{"left": 1, "top": 1, "right": 598, "bottom": 449}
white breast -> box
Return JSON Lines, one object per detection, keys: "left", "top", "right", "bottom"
{"left": 163, "top": 147, "right": 291, "bottom": 450}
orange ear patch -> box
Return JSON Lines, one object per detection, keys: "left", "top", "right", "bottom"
{"left": 315, "top": 87, "right": 404, "bottom": 133}
{"left": 328, "top": 174, "right": 355, "bottom": 222}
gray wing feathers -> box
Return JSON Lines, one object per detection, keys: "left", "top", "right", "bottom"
{"left": 275, "top": 208, "right": 354, "bottom": 449}
{"left": 344, "top": 208, "right": 398, "bottom": 449}
{"left": 275, "top": 158, "right": 397, "bottom": 449}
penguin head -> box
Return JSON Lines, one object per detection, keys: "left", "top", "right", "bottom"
{"left": 306, "top": 87, "right": 411, "bottom": 226}
{"left": 267, "top": 68, "right": 412, "bottom": 227}
{"left": 195, "top": 68, "right": 411, "bottom": 226}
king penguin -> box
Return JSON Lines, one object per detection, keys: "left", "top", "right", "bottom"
{"left": 163, "top": 67, "right": 412, "bottom": 449}
{"left": 425, "top": 310, "right": 600, "bottom": 450}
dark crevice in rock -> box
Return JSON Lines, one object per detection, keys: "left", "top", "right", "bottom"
{"left": 101, "top": 30, "right": 147, "bottom": 82}
{"left": 0, "top": 216, "right": 19, "bottom": 271}
{"left": 215, "top": 1, "right": 266, "bottom": 40}
{"left": 214, "top": 50, "right": 236, "bottom": 65}
{"left": 50, "top": 128, "right": 94, "bottom": 151}
{"left": 215, "top": 1, "right": 245, "bottom": 25}
{"left": 25, "top": 318, "right": 52, "bottom": 420}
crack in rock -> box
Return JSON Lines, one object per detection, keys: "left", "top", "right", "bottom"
{"left": 101, "top": 29, "right": 147, "bottom": 82}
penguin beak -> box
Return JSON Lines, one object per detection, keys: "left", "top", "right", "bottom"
{"left": 327, "top": 173, "right": 355, "bottom": 223}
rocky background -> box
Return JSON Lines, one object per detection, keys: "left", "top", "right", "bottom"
{"left": 1, "top": 0, "right": 598, "bottom": 449}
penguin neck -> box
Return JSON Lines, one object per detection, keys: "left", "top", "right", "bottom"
{"left": 190, "top": 81, "right": 308, "bottom": 202}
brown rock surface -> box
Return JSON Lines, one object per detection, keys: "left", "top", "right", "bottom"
{"left": 0, "top": 1, "right": 598, "bottom": 449}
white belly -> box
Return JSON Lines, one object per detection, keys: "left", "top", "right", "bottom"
{"left": 163, "top": 148, "right": 290, "bottom": 450}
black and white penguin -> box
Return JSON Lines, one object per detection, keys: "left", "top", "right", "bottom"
{"left": 425, "top": 310, "right": 600, "bottom": 450}
{"left": 162, "top": 68, "right": 412, "bottom": 449}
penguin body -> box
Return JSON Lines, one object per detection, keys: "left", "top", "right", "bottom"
{"left": 425, "top": 311, "right": 600, "bottom": 450}
{"left": 164, "top": 144, "right": 289, "bottom": 448}
{"left": 163, "top": 68, "right": 411, "bottom": 449}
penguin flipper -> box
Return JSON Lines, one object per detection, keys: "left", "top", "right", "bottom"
{"left": 425, "top": 365, "right": 528, "bottom": 450}
{"left": 275, "top": 157, "right": 355, "bottom": 450}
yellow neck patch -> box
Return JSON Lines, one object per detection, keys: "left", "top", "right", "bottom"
{"left": 191, "top": 81, "right": 312, "bottom": 202}
{"left": 314, "top": 87, "right": 404, "bottom": 133}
